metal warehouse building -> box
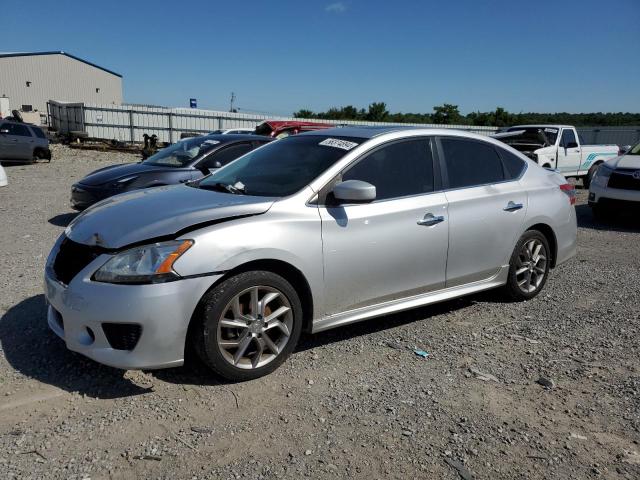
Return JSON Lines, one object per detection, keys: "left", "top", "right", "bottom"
{"left": 0, "top": 51, "right": 122, "bottom": 119}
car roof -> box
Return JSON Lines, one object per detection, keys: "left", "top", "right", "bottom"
{"left": 199, "top": 133, "right": 270, "bottom": 142}
{"left": 297, "top": 125, "right": 424, "bottom": 139}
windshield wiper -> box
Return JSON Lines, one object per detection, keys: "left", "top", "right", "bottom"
{"left": 199, "top": 182, "right": 246, "bottom": 195}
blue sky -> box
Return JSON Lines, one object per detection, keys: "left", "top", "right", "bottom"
{"left": 3, "top": 0, "right": 639, "bottom": 115}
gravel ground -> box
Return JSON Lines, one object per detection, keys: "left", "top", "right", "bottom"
{"left": 0, "top": 146, "right": 639, "bottom": 480}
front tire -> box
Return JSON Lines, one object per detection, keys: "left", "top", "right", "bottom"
{"left": 503, "top": 231, "right": 550, "bottom": 301}
{"left": 583, "top": 163, "right": 600, "bottom": 189}
{"left": 193, "top": 271, "right": 303, "bottom": 381}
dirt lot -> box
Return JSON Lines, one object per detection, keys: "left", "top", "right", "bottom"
{"left": 1, "top": 146, "right": 639, "bottom": 480}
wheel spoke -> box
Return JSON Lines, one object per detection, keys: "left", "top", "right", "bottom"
{"left": 266, "top": 319, "right": 290, "bottom": 336}
{"left": 265, "top": 305, "right": 290, "bottom": 322}
{"left": 219, "top": 331, "right": 248, "bottom": 350}
{"left": 262, "top": 331, "right": 280, "bottom": 354}
{"left": 250, "top": 287, "right": 259, "bottom": 317}
{"left": 534, "top": 266, "right": 545, "bottom": 274}
{"left": 532, "top": 243, "right": 542, "bottom": 262}
{"left": 259, "top": 292, "right": 280, "bottom": 316}
{"left": 251, "top": 338, "right": 265, "bottom": 368}
{"left": 516, "top": 266, "right": 528, "bottom": 275}
{"left": 233, "top": 334, "right": 253, "bottom": 365}
{"left": 525, "top": 271, "right": 532, "bottom": 292}
{"left": 232, "top": 297, "right": 249, "bottom": 321}
{"left": 220, "top": 318, "right": 248, "bottom": 329}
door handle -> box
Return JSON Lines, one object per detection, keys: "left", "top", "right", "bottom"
{"left": 417, "top": 213, "right": 445, "bottom": 226}
{"left": 504, "top": 201, "right": 523, "bottom": 212}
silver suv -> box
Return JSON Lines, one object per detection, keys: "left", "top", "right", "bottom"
{"left": 44, "top": 127, "right": 577, "bottom": 380}
{"left": 0, "top": 121, "right": 51, "bottom": 161}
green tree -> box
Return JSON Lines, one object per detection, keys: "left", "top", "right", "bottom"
{"left": 365, "top": 102, "right": 389, "bottom": 122}
{"left": 293, "top": 109, "right": 315, "bottom": 118}
{"left": 432, "top": 104, "right": 463, "bottom": 124}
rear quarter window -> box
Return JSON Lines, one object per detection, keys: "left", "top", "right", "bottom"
{"left": 30, "top": 127, "right": 47, "bottom": 139}
{"left": 497, "top": 148, "right": 526, "bottom": 179}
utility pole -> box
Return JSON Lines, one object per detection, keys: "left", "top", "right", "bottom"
{"left": 229, "top": 92, "right": 236, "bottom": 112}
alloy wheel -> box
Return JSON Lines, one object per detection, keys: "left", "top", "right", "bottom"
{"left": 515, "top": 239, "right": 548, "bottom": 294}
{"left": 216, "top": 286, "right": 293, "bottom": 370}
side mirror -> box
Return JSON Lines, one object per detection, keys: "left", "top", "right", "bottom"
{"left": 565, "top": 141, "right": 578, "bottom": 149}
{"left": 332, "top": 180, "right": 376, "bottom": 203}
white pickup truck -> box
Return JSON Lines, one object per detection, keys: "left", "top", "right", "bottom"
{"left": 494, "top": 125, "right": 620, "bottom": 188}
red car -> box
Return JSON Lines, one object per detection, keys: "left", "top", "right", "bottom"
{"left": 255, "top": 120, "right": 334, "bottom": 138}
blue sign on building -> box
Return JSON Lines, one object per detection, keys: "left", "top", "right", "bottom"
{"left": 189, "top": 98, "right": 197, "bottom": 108}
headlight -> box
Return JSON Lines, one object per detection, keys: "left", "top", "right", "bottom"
{"left": 93, "top": 240, "right": 193, "bottom": 284}
{"left": 592, "top": 165, "right": 613, "bottom": 188}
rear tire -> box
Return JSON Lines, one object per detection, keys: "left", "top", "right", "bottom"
{"left": 33, "top": 149, "right": 47, "bottom": 163}
{"left": 192, "top": 270, "right": 303, "bottom": 381}
{"left": 503, "top": 230, "right": 551, "bottom": 301}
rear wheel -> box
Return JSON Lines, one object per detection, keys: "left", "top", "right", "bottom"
{"left": 503, "top": 230, "right": 550, "bottom": 301}
{"left": 33, "top": 148, "right": 48, "bottom": 163}
{"left": 193, "top": 270, "right": 303, "bottom": 381}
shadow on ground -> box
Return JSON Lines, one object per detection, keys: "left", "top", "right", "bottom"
{"left": 48, "top": 212, "right": 78, "bottom": 227}
{"left": 0, "top": 295, "right": 151, "bottom": 399}
{"left": 1, "top": 289, "right": 503, "bottom": 392}
{"left": 576, "top": 204, "right": 640, "bottom": 233}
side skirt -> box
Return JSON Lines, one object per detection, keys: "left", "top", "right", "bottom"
{"left": 311, "top": 266, "right": 509, "bottom": 333}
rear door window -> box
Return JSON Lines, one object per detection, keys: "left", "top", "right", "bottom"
{"left": 8, "top": 124, "right": 32, "bottom": 137}
{"left": 440, "top": 138, "right": 505, "bottom": 188}
{"left": 342, "top": 138, "right": 435, "bottom": 200}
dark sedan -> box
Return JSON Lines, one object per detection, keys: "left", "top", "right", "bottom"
{"left": 71, "top": 134, "right": 271, "bottom": 210}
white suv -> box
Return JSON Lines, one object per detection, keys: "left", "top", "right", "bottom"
{"left": 589, "top": 142, "right": 640, "bottom": 220}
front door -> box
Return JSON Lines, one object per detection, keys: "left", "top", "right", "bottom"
{"left": 319, "top": 137, "right": 449, "bottom": 316}
{"left": 557, "top": 128, "right": 581, "bottom": 176}
{"left": 438, "top": 137, "right": 528, "bottom": 286}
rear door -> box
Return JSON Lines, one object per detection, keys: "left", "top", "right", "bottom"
{"left": 0, "top": 122, "right": 14, "bottom": 158}
{"left": 438, "top": 137, "right": 528, "bottom": 287}
{"left": 557, "top": 128, "right": 581, "bottom": 176}
{"left": 319, "top": 137, "right": 449, "bottom": 316}
{"left": 6, "top": 123, "right": 35, "bottom": 159}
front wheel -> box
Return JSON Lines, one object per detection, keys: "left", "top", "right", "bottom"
{"left": 583, "top": 163, "right": 600, "bottom": 189}
{"left": 503, "top": 231, "right": 550, "bottom": 301}
{"left": 192, "top": 271, "right": 303, "bottom": 381}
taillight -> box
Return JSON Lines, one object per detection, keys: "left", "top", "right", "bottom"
{"left": 559, "top": 183, "right": 576, "bottom": 205}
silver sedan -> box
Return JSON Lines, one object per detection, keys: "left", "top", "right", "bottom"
{"left": 44, "top": 127, "right": 577, "bottom": 380}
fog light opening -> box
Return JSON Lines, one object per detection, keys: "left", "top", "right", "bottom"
{"left": 78, "top": 326, "right": 96, "bottom": 346}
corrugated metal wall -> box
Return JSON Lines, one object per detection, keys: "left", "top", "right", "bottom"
{"left": 577, "top": 127, "right": 640, "bottom": 147}
{"left": 0, "top": 54, "right": 122, "bottom": 116}
{"left": 48, "top": 102, "right": 498, "bottom": 142}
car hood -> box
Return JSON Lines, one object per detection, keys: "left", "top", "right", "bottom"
{"left": 607, "top": 154, "right": 640, "bottom": 170}
{"left": 66, "top": 185, "right": 275, "bottom": 249}
{"left": 78, "top": 162, "right": 190, "bottom": 186}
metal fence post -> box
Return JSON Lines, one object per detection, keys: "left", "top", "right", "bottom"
{"left": 168, "top": 112, "right": 173, "bottom": 143}
{"left": 129, "top": 109, "right": 135, "bottom": 143}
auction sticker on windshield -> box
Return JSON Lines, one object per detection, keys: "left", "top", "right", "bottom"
{"left": 544, "top": 128, "right": 558, "bottom": 133}
{"left": 319, "top": 138, "right": 359, "bottom": 151}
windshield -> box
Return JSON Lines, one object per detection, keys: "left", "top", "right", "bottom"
{"left": 628, "top": 143, "right": 640, "bottom": 155}
{"left": 197, "top": 135, "right": 363, "bottom": 197}
{"left": 506, "top": 127, "right": 558, "bottom": 146}
{"left": 144, "top": 136, "right": 222, "bottom": 167}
